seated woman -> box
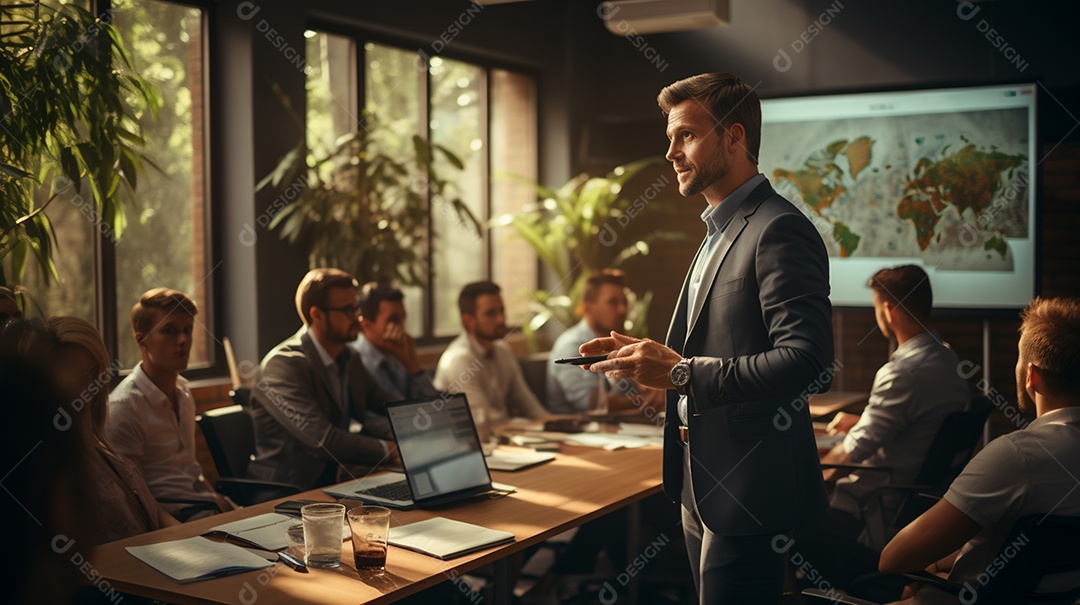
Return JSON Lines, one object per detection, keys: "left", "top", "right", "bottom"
{"left": 47, "top": 317, "right": 179, "bottom": 543}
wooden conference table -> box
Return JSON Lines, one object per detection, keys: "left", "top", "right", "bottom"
{"left": 90, "top": 445, "right": 664, "bottom": 605}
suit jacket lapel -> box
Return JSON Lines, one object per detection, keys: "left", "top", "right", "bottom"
{"left": 665, "top": 238, "right": 705, "bottom": 353}
{"left": 685, "top": 214, "right": 748, "bottom": 342}
{"left": 684, "top": 180, "right": 774, "bottom": 346}
{"left": 300, "top": 330, "right": 341, "bottom": 424}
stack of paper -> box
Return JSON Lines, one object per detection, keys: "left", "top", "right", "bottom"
{"left": 389, "top": 517, "right": 514, "bottom": 560}
{"left": 127, "top": 537, "right": 273, "bottom": 583}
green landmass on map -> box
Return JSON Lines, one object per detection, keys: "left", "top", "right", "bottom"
{"left": 833, "top": 221, "right": 861, "bottom": 257}
{"left": 774, "top": 137, "right": 1025, "bottom": 260}
{"left": 772, "top": 136, "right": 873, "bottom": 256}
{"left": 896, "top": 144, "right": 1026, "bottom": 251}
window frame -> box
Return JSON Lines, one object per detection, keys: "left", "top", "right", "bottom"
{"left": 89, "top": 0, "right": 223, "bottom": 379}
{"left": 305, "top": 19, "right": 542, "bottom": 345}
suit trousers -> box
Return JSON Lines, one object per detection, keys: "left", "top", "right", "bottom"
{"left": 681, "top": 445, "right": 787, "bottom": 604}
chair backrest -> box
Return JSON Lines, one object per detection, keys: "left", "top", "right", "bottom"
{"left": 913, "top": 394, "right": 993, "bottom": 487}
{"left": 967, "top": 514, "right": 1080, "bottom": 605}
{"left": 891, "top": 395, "right": 993, "bottom": 527}
{"left": 519, "top": 354, "right": 548, "bottom": 405}
{"left": 196, "top": 402, "right": 255, "bottom": 479}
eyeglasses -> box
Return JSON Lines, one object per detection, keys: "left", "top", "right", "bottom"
{"left": 320, "top": 304, "right": 361, "bottom": 317}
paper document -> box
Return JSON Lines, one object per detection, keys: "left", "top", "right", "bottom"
{"left": 563, "top": 433, "right": 656, "bottom": 449}
{"left": 485, "top": 448, "right": 555, "bottom": 471}
{"left": 389, "top": 517, "right": 515, "bottom": 560}
{"left": 127, "top": 536, "right": 273, "bottom": 583}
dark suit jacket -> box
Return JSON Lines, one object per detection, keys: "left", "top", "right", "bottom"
{"left": 663, "top": 179, "right": 832, "bottom": 536}
{"left": 248, "top": 328, "right": 395, "bottom": 490}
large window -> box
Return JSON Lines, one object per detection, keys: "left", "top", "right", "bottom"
{"left": 305, "top": 32, "right": 538, "bottom": 339}
{"left": 17, "top": 0, "right": 213, "bottom": 370}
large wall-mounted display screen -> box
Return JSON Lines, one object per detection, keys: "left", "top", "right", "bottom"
{"left": 759, "top": 83, "right": 1036, "bottom": 309}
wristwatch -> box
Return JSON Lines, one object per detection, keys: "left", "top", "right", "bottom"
{"left": 670, "top": 357, "right": 693, "bottom": 396}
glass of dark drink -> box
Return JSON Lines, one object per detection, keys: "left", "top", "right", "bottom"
{"left": 347, "top": 505, "right": 391, "bottom": 571}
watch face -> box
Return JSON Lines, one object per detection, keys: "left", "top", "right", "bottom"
{"left": 671, "top": 363, "right": 690, "bottom": 386}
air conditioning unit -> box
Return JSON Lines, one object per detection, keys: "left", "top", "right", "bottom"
{"left": 602, "top": 0, "right": 730, "bottom": 35}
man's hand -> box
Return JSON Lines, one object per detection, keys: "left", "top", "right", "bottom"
{"left": 580, "top": 331, "right": 683, "bottom": 391}
{"left": 380, "top": 323, "right": 422, "bottom": 374}
{"left": 826, "top": 411, "right": 860, "bottom": 435}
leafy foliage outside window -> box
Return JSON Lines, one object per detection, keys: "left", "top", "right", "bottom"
{"left": 0, "top": 1, "right": 161, "bottom": 293}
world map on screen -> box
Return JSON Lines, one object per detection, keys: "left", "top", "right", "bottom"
{"left": 760, "top": 108, "right": 1028, "bottom": 271}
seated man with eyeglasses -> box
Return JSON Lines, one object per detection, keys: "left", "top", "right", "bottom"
{"left": 249, "top": 268, "right": 400, "bottom": 491}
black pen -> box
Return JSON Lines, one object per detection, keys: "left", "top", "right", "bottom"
{"left": 277, "top": 551, "right": 309, "bottom": 573}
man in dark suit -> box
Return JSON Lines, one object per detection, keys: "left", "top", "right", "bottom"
{"left": 249, "top": 268, "right": 399, "bottom": 490}
{"left": 583, "top": 73, "right": 834, "bottom": 603}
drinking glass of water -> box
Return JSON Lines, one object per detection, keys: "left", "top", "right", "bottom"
{"left": 301, "top": 503, "right": 346, "bottom": 568}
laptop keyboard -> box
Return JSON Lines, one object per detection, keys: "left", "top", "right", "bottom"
{"left": 359, "top": 480, "right": 412, "bottom": 501}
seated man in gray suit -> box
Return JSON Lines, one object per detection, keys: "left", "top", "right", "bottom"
{"left": 248, "top": 268, "right": 399, "bottom": 490}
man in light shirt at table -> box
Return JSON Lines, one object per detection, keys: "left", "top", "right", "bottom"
{"left": 434, "top": 281, "right": 548, "bottom": 436}
{"left": 107, "top": 288, "right": 230, "bottom": 521}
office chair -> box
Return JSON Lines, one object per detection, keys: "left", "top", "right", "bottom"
{"left": 803, "top": 514, "right": 1080, "bottom": 605}
{"left": 519, "top": 354, "right": 548, "bottom": 405}
{"left": 821, "top": 395, "right": 994, "bottom": 552}
{"left": 195, "top": 389, "right": 303, "bottom": 506}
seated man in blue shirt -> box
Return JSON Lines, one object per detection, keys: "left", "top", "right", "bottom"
{"left": 547, "top": 270, "right": 663, "bottom": 416}
{"left": 350, "top": 282, "right": 436, "bottom": 402}
{"left": 798, "top": 265, "right": 970, "bottom": 585}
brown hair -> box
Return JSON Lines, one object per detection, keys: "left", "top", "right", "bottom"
{"left": 130, "top": 288, "right": 198, "bottom": 336}
{"left": 583, "top": 269, "right": 627, "bottom": 303}
{"left": 866, "top": 265, "right": 933, "bottom": 323}
{"left": 459, "top": 281, "right": 500, "bottom": 317}
{"left": 657, "top": 72, "right": 762, "bottom": 164}
{"left": 295, "top": 268, "right": 359, "bottom": 325}
{"left": 358, "top": 282, "right": 404, "bottom": 321}
{"left": 1019, "top": 297, "right": 1080, "bottom": 398}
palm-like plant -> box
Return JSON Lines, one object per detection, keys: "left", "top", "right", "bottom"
{"left": 496, "top": 158, "right": 683, "bottom": 348}
{"left": 0, "top": 2, "right": 160, "bottom": 294}
{"left": 258, "top": 119, "right": 479, "bottom": 287}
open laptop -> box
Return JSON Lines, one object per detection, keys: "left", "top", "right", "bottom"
{"left": 325, "top": 394, "right": 497, "bottom": 509}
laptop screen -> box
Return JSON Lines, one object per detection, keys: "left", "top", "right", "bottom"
{"left": 386, "top": 394, "right": 491, "bottom": 502}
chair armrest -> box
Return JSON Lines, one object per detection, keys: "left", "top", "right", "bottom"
{"left": 819, "top": 463, "right": 894, "bottom": 474}
{"left": 820, "top": 463, "right": 894, "bottom": 482}
{"left": 215, "top": 477, "right": 302, "bottom": 506}
{"left": 902, "top": 570, "right": 963, "bottom": 597}
{"left": 215, "top": 477, "right": 304, "bottom": 492}
{"left": 802, "top": 588, "right": 880, "bottom": 604}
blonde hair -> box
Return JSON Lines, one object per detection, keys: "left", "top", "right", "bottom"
{"left": 47, "top": 317, "right": 112, "bottom": 441}
{"left": 130, "top": 288, "right": 198, "bottom": 337}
